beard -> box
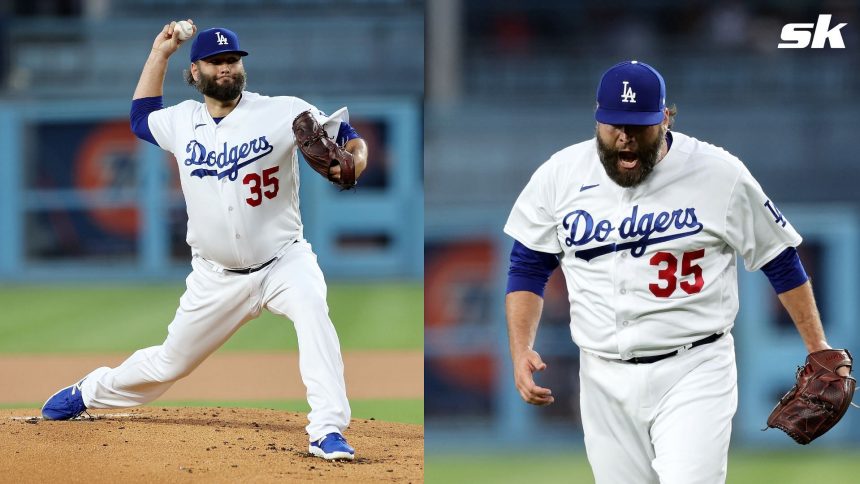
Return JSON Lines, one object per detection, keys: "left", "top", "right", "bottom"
{"left": 596, "top": 126, "right": 666, "bottom": 188}
{"left": 194, "top": 70, "right": 246, "bottom": 102}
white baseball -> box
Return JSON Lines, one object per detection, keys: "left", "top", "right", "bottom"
{"left": 175, "top": 21, "right": 193, "bottom": 41}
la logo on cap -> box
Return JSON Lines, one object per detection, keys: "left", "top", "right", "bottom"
{"left": 621, "top": 81, "right": 637, "bottom": 103}
{"left": 216, "top": 31, "right": 229, "bottom": 45}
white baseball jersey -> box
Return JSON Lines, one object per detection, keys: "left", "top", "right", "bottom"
{"left": 147, "top": 91, "right": 347, "bottom": 269}
{"left": 505, "top": 131, "right": 801, "bottom": 359}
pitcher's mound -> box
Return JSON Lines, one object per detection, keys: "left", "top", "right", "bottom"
{"left": 2, "top": 407, "right": 423, "bottom": 483}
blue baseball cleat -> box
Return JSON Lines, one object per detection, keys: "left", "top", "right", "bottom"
{"left": 41, "top": 380, "right": 87, "bottom": 420}
{"left": 309, "top": 432, "right": 355, "bottom": 460}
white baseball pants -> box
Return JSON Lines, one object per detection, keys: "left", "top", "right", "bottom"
{"left": 79, "top": 240, "right": 350, "bottom": 441}
{"left": 579, "top": 333, "right": 737, "bottom": 484}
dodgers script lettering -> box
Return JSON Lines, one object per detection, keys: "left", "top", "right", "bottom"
{"left": 562, "top": 205, "right": 704, "bottom": 261}
{"left": 184, "top": 136, "right": 274, "bottom": 181}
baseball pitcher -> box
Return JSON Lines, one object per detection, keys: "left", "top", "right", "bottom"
{"left": 504, "top": 60, "right": 854, "bottom": 483}
{"left": 41, "top": 20, "right": 368, "bottom": 461}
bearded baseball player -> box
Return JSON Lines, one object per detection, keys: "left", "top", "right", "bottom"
{"left": 41, "top": 20, "right": 368, "bottom": 461}
{"left": 504, "top": 60, "right": 854, "bottom": 483}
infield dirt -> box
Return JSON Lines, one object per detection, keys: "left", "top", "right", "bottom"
{"left": 1, "top": 407, "right": 423, "bottom": 483}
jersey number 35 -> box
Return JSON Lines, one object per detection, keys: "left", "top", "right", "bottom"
{"left": 243, "top": 166, "right": 280, "bottom": 207}
{"left": 648, "top": 249, "right": 705, "bottom": 298}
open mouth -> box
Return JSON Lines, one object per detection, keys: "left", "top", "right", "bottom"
{"left": 618, "top": 150, "right": 638, "bottom": 170}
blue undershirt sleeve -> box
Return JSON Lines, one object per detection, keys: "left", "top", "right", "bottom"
{"left": 506, "top": 240, "right": 561, "bottom": 297}
{"left": 130, "top": 96, "right": 164, "bottom": 147}
{"left": 336, "top": 121, "right": 360, "bottom": 146}
{"left": 760, "top": 247, "right": 809, "bottom": 294}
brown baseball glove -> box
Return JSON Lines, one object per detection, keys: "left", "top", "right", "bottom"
{"left": 766, "top": 348, "right": 856, "bottom": 444}
{"left": 292, "top": 110, "right": 356, "bottom": 189}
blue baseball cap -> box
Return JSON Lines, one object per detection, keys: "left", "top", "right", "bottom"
{"left": 190, "top": 27, "right": 249, "bottom": 63}
{"left": 595, "top": 60, "right": 666, "bottom": 126}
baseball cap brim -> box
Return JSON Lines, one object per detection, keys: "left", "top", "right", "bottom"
{"left": 195, "top": 49, "right": 249, "bottom": 62}
{"left": 595, "top": 108, "right": 664, "bottom": 126}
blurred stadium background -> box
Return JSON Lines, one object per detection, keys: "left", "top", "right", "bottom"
{"left": 0, "top": 0, "right": 423, "bottom": 425}
{"left": 425, "top": 0, "right": 860, "bottom": 482}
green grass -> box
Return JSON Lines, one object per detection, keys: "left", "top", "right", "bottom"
{"left": 425, "top": 451, "right": 860, "bottom": 483}
{"left": 1, "top": 398, "right": 423, "bottom": 425}
{"left": 727, "top": 450, "right": 860, "bottom": 483}
{"left": 426, "top": 453, "right": 592, "bottom": 483}
{"left": 0, "top": 282, "right": 422, "bottom": 353}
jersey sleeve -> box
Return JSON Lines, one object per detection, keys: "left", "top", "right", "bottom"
{"left": 507, "top": 240, "right": 560, "bottom": 297}
{"left": 336, "top": 122, "right": 360, "bottom": 145}
{"left": 129, "top": 96, "right": 164, "bottom": 147}
{"left": 504, "top": 162, "right": 563, "bottom": 253}
{"left": 147, "top": 104, "right": 180, "bottom": 153}
{"left": 290, "top": 97, "right": 322, "bottom": 119}
{"left": 724, "top": 167, "right": 802, "bottom": 271}
{"left": 290, "top": 98, "right": 350, "bottom": 143}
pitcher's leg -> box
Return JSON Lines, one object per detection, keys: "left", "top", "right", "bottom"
{"left": 83, "top": 259, "right": 256, "bottom": 408}
{"left": 650, "top": 340, "right": 738, "bottom": 484}
{"left": 264, "top": 241, "right": 350, "bottom": 441}
{"left": 579, "top": 351, "right": 659, "bottom": 484}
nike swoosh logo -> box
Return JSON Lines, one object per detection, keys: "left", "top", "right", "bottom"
{"left": 194, "top": 123, "right": 206, "bottom": 129}
{"left": 580, "top": 184, "right": 599, "bottom": 192}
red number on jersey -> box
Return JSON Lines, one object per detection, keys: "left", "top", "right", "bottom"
{"left": 243, "top": 173, "right": 262, "bottom": 207}
{"left": 648, "top": 252, "right": 677, "bottom": 298}
{"left": 262, "top": 166, "right": 279, "bottom": 200}
{"left": 648, "top": 249, "right": 706, "bottom": 298}
{"left": 243, "top": 166, "right": 280, "bottom": 207}
{"left": 679, "top": 248, "right": 705, "bottom": 294}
